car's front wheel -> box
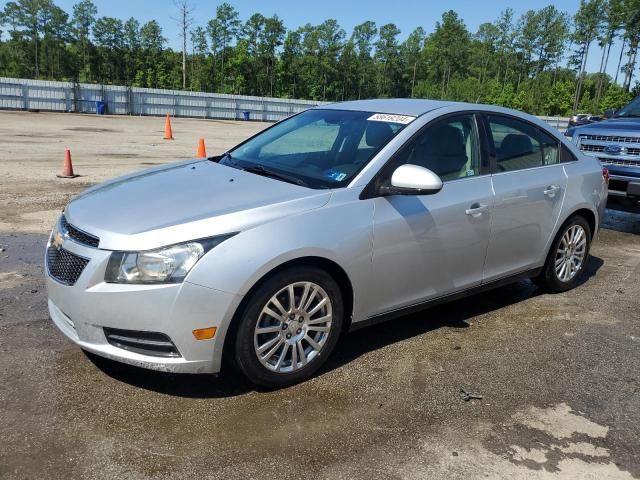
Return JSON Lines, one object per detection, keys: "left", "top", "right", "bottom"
{"left": 233, "top": 266, "right": 344, "bottom": 388}
{"left": 536, "top": 215, "right": 592, "bottom": 292}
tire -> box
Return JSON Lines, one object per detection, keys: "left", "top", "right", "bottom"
{"left": 233, "top": 266, "right": 344, "bottom": 388}
{"left": 535, "top": 215, "right": 592, "bottom": 293}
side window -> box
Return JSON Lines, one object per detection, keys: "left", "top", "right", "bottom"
{"left": 560, "top": 143, "right": 577, "bottom": 162}
{"left": 392, "top": 114, "right": 481, "bottom": 181}
{"left": 488, "top": 115, "right": 559, "bottom": 172}
{"left": 540, "top": 130, "right": 560, "bottom": 166}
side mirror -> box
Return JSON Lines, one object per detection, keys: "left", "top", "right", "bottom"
{"left": 381, "top": 164, "right": 443, "bottom": 196}
{"left": 604, "top": 108, "right": 616, "bottom": 118}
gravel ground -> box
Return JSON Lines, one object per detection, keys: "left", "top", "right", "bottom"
{"left": 0, "top": 111, "right": 639, "bottom": 479}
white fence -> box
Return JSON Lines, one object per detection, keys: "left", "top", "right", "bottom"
{"left": 0, "top": 77, "right": 570, "bottom": 130}
{"left": 0, "top": 77, "right": 323, "bottom": 122}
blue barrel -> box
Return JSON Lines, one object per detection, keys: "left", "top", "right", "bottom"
{"left": 95, "top": 101, "right": 106, "bottom": 115}
{"left": 242, "top": 111, "right": 250, "bottom": 121}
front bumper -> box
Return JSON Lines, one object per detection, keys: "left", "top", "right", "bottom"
{"left": 46, "top": 236, "right": 242, "bottom": 374}
{"left": 606, "top": 168, "right": 640, "bottom": 199}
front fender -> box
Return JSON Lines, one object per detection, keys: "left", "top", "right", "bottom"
{"left": 186, "top": 192, "right": 374, "bottom": 322}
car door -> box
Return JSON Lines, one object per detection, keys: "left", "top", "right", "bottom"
{"left": 367, "top": 113, "right": 494, "bottom": 317}
{"left": 482, "top": 113, "right": 567, "bottom": 281}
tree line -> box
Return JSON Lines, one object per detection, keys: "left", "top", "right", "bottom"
{"left": 1, "top": 0, "right": 639, "bottom": 116}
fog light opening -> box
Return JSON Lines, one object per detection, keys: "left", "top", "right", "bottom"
{"left": 192, "top": 327, "right": 217, "bottom": 340}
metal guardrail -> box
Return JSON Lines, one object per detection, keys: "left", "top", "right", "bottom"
{"left": 538, "top": 115, "right": 570, "bottom": 132}
{"left": 0, "top": 77, "right": 570, "bottom": 129}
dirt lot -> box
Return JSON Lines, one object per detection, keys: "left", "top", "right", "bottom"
{"left": 1, "top": 111, "right": 639, "bottom": 480}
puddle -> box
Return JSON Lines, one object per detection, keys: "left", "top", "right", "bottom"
{"left": 602, "top": 208, "right": 640, "bottom": 234}
{"left": 65, "top": 127, "right": 122, "bottom": 133}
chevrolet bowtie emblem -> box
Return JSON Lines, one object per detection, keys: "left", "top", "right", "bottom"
{"left": 52, "top": 230, "right": 64, "bottom": 249}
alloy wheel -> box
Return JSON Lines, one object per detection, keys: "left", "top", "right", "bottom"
{"left": 554, "top": 225, "right": 587, "bottom": 282}
{"left": 253, "top": 281, "right": 333, "bottom": 373}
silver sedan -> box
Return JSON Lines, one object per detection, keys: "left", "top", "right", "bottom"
{"left": 46, "top": 99, "right": 608, "bottom": 387}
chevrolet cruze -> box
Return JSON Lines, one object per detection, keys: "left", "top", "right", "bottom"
{"left": 46, "top": 99, "right": 608, "bottom": 387}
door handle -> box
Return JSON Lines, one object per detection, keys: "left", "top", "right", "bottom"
{"left": 543, "top": 185, "right": 560, "bottom": 197}
{"left": 465, "top": 203, "right": 489, "bottom": 217}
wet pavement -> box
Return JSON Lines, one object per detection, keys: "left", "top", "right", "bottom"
{"left": 1, "top": 209, "right": 639, "bottom": 479}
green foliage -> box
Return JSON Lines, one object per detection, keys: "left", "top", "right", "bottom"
{"left": 544, "top": 80, "right": 575, "bottom": 115}
{"left": 600, "top": 82, "right": 633, "bottom": 111}
{"left": 0, "top": 0, "right": 638, "bottom": 115}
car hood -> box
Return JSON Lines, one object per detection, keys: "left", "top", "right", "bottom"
{"left": 574, "top": 117, "right": 640, "bottom": 133}
{"left": 65, "top": 160, "right": 332, "bottom": 251}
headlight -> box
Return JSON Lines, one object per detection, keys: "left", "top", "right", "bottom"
{"left": 105, "top": 235, "right": 234, "bottom": 284}
{"left": 49, "top": 215, "right": 64, "bottom": 248}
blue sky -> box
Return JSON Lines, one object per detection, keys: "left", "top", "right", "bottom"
{"left": 7, "top": 0, "right": 627, "bottom": 78}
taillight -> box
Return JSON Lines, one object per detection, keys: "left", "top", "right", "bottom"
{"left": 602, "top": 167, "right": 610, "bottom": 185}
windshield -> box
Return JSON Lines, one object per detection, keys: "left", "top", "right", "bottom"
{"left": 616, "top": 96, "right": 640, "bottom": 118}
{"left": 221, "top": 109, "right": 409, "bottom": 189}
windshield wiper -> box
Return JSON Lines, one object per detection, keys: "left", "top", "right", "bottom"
{"left": 241, "top": 164, "right": 309, "bottom": 188}
{"left": 216, "top": 152, "right": 235, "bottom": 164}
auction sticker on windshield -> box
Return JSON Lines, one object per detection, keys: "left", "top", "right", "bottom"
{"left": 367, "top": 113, "right": 416, "bottom": 124}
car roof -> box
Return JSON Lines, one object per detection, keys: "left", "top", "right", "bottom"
{"left": 318, "top": 98, "right": 457, "bottom": 117}
{"left": 315, "top": 98, "right": 559, "bottom": 137}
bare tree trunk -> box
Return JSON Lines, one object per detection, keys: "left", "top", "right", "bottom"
{"left": 623, "top": 42, "right": 638, "bottom": 91}
{"left": 502, "top": 59, "right": 511, "bottom": 91}
{"left": 594, "top": 42, "right": 607, "bottom": 109}
{"left": 574, "top": 41, "right": 591, "bottom": 112}
{"left": 173, "top": 1, "right": 193, "bottom": 90}
{"left": 323, "top": 74, "right": 327, "bottom": 101}
{"left": 34, "top": 28, "right": 39, "bottom": 79}
{"left": 268, "top": 58, "right": 274, "bottom": 97}
{"left": 190, "top": 48, "right": 195, "bottom": 90}
{"left": 182, "top": 36, "right": 187, "bottom": 89}
{"left": 595, "top": 36, "right": 615, "bottom": 108}
{"left": 411, "top": 61, "right": 417, "bottom": 98}
{"left": 604, "top": 39, "right": 613, "bottom": 76}
{"left": 615, "top": 37, "right": 626, "bottom": 84}
{"left": 221, "top": 47, "right": 225, "bottom": 91}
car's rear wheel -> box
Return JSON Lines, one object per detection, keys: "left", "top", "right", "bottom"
{"left": 535, "top": 215, "right": 591, "bottom": 292}
{"left": 233, "top": 266, "right": 344, "bottom": 388}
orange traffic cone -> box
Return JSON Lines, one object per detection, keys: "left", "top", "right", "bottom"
{"left": 163, "top": 113, "right": 174, "bottom": 140}
{"left": 57, "top": 149, "right": 79, "bottom": 178}
{"left": 197, "top": 137, "right": 207, "bottom": 158}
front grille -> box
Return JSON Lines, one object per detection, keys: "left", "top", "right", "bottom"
{"left": 61, "top": 216, "right": 100, "bottom": 248}
{"left": 580, "top": 134, "right": 640, "bottom": 144}
{"left": 103, "top": 328, "right": 181, "bottom": 358}
{"left": 581, "top": 144, "right": 605, "bottom": 153}
{"left": 587, "top": 146, "right": 640, "bottom": 156}
{"left": 46, "top": 247, "right": 89, "bottom": 286}
{"left": 599, "top": 157, "right": 640, "bottom": 167}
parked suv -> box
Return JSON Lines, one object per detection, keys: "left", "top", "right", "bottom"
{"left": 566, "top": 96, "right": 640, "bottom": 211}
{"left": 46, "top": 99, "right": 608, "bottom": 387}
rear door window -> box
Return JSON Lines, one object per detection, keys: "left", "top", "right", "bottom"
{"left": 487, "top": 115, "right": 559, "bottom": 172}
